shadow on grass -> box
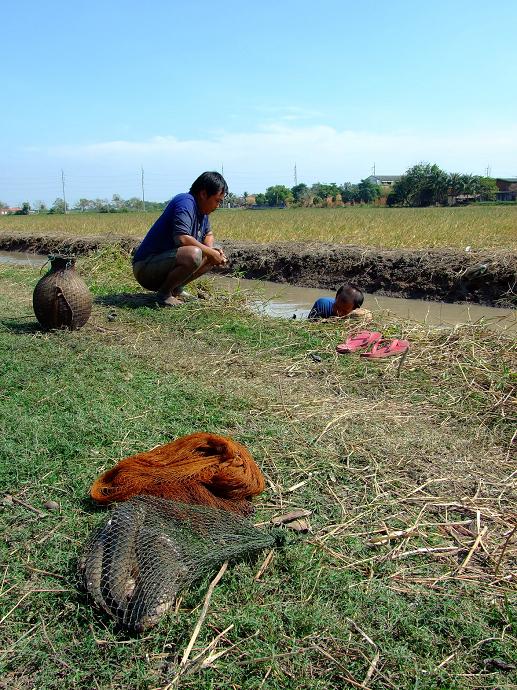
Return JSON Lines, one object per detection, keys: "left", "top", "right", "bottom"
{"left": 0, "top": 318, "right": 42, "bottom": 334}
{"left": 78, "top": 496, "right": 110, "bottom": 514}
{"left": 95, "top": 292, "right": 161, "bottom": 309}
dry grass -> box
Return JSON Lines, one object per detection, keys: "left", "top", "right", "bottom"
{"left": 1, "top": 205, "right": 516, "bottom": 249}
{"left": 1, "top": 251, "right": 516, "bottom": 689}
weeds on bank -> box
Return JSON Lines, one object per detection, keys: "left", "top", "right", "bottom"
{"left": 0, "top": 249, "right": 516, "bottom": 689}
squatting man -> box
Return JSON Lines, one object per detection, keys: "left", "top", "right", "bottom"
{"left": 133, "top": 171, "right": 228, "bottom": 306}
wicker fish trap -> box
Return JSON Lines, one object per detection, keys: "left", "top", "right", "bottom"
{"left": 78, "top": 496, "right": 282, "bottom": 632}
{"left": 33, "top": 255, "right": 92, "bottom": 330}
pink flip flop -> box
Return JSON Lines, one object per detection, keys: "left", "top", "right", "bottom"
{"left": 360, "top": 338, "right": 409, "bottom": 359}
{"left": 336, "top": 330, "right": 382, "bottom": 354}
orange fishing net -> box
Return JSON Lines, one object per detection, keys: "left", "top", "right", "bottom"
{"left": 90, "top": 432, "right": 265, "bottom": 515}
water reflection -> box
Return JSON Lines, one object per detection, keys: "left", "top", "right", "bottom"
{"left": 215, "top": 276, "right": 516, "bottom": 332}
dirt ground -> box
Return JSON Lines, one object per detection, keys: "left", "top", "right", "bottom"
{"left": 1, "top": 233, "right": 516, "bottom": 307}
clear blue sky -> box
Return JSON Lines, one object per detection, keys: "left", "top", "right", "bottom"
{"left": 1, "top": 0, "right": 516, "bottom": 205}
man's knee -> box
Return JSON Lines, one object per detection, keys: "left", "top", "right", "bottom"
{"left": 179, "top": 246, "right": 203, "bottom": 269}
{"left": 192, "top": 247, "right": 203, "bottom": 268}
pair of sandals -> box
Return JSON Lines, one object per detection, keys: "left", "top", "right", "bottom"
{"left": 336, "top": 330, "right": 409, "bottom": 359}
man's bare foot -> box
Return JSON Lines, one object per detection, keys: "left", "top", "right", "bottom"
{"left": 156, "top": 294, "right": 182, "bottom": 307}
{"left": 173, "top": 288, "right": 197, "bottom": 302}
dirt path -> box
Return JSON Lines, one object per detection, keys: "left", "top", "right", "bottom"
{"left": 1, "top": 233, "right": 515, "bottom": 306}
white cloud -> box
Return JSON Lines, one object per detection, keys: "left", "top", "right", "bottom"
{"left": 21, "top": 122, "right": 517, "bottom": 200}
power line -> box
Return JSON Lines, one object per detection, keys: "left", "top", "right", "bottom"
{"left": 61, "top": 169, "right": 67, "bottom": 214}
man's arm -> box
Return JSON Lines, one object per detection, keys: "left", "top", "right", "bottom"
{"left": 204, "top": 231, "right": 227, "bottom": 262}
{"left": 176, "top": 233, "right": 226, "bottom": 264}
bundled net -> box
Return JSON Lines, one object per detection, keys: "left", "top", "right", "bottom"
{"left": 78, "top": 495, "right": 281, "bottom": 632}
{"left": 90, "top": 432, "right": 265, "bottom": 516}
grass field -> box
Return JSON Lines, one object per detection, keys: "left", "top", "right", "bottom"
{"left": 1, "top": 205, "right": 517, "bottom": 250}
{"left": 0, "top": 247, "right": 515, "bottom": 689}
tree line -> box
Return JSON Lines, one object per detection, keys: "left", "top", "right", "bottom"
{"left": 387, "top": 164, "right": 497, "bottom": 207}
{"left": 0, "top": 163, "right": 502, "bottom": 214}
{"left": 245, "top": 164, "right": 498, "bottom": 208}
{"left": 0, "top": 195, "right": 167, "bottom": 214}
{"left": 241, "top": 179, "right": 382, "bottom": 208}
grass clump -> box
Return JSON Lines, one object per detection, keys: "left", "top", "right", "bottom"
{"left": 0, "top": 248, "right": 515, "bottom": 689}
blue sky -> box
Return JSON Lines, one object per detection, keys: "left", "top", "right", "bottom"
{"left": 1, "top": 0, "right": 516, "bottom": 205}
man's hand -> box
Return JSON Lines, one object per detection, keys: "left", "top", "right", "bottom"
{"left": 215, "top": 247, "right": 228, "bottom": 264}
{"left": 206, "top": 247, "right": 227, "bottom": 266}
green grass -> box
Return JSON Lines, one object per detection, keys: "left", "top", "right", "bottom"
{"left": 0, "top": 249, "right": 516, "bottom": 689}
{"left": 1, "top": 205, "right": 517, "bottom": 249}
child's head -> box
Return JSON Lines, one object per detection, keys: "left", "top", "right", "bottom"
{"left": 334, "top": 283, "right": 364, "bottom": 316}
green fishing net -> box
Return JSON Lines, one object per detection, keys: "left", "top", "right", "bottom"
{"left": 78, "top": 496, "right": 282, "bottom": 632}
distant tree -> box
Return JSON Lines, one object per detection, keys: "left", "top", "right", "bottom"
{"left": 461, "top": 174, "right": 477, "bottom": 195}
{"left": 225, "top": 192, "right": 238, "bottom": 207}
{"left": 291, "top": 183, "right": 308, "bottom": 203}
{"left": 255, "top": 193, "right": 267, "bottom": 206}
{"left": 75, "top": 198, "right": 92, "bottom": 212}
{"left": 49, "top": 198, "right": 66, "bottom": 214}
{"left": 111, "top": 194, "right": 124, "bottom": 210}
{"left": 310, "top": 182, "right": 340, "bottom": 202}
{"left": 92, "top": 198, "right": 111, "bottom": 213}
{"left": 265, "top": 185, "right": 293, "bottom": 207}
{"left": 33, "top": 200, "right": 47, "bottom": 213}
{"left": 448, "top": 172, "right": 465, "bottom": 201}
{"left": 0, "top": 201, "right": 8, "bottom": 209}
{"left": 14, "top": 202, "right": 31, "bottom": 215}
{"left": 291, "top": 183, "right": 313, "bottom": 206}
{"left": 340, "top": 182, "right": 359, "bottom": 204}
{"left": 357, "top": 179, "right": 381, "bottom": 203}
{"left": 386, "top": 191, "right": 399, "bottom": 207}
{"left": 392, "top": 163, "right": 449, "bottom": 206}
{"left": 476, "top": 176, "right": 497, "bottom": 201}
{"left": 126, "top": 197, "right": 143, "bottom": 211}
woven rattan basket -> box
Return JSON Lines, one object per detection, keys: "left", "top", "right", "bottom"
{"left": 33, "top": 255, "right": 92, "bottom": 330}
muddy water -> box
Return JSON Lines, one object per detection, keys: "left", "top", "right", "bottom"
{"left": 215, "top": 276, "right": 517, "bottom": 332}
{"left": 0, "top": 251, "right": 514, "bottom": 332}
{"left": 0, "top": 250, "right": 48, "bottom": 266}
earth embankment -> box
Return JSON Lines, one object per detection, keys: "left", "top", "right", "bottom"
{"left": 1, "top": 233, "right": 515, "bottom": 307}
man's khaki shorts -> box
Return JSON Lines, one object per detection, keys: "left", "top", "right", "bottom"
{"left": 132, "top": 249, "right": 178, "bottom": 291}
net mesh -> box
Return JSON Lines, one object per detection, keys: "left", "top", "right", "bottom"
{"left": 90, "top": 432, "right": 265, "bottom": 516}
{"left": 78, "top": 495, "right": 281, "bottom": 632}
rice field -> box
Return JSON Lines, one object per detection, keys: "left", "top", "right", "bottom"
{"left": 1, "top": 205, "right": 516, "bottom": 250}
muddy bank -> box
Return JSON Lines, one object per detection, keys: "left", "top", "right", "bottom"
{"left": 1, "top": 233, "right": 515, "bottom": 307}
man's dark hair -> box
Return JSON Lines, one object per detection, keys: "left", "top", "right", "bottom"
{"left": 189, "top": 171, "right": 228, "bottom": 197}
{"left": 336, "top": 283, "right": 364, "bottom": 308}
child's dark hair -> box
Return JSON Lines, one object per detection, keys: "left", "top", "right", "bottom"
{"left": 336, "top": 283, "right": 364, "bottom": 308}
{"left": 190, "top": 171, "right": 228, "bottom": 197}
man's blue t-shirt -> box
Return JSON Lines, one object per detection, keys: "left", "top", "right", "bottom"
{"left": 133, "top": 193, "right": 211, "bottom": 262}
{"left": 309, "top": 297, "right": 336, "bottom": 319}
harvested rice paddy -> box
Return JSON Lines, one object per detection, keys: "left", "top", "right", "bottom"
{"left": 1, "top": 205, "right": 516, "bottom": 250}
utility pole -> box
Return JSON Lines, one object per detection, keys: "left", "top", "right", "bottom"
{"left": 486, "top": 164, "right": 491, "bottom": 177}
{"left": 61, "top": 169, "right": 67, "bottom": 214}
{"left": 372, "top": 162, "right": 376, "bottom": 176}
{"left": 294, "top": 163, "right": 298, "bottom": 186}
{"left": 221, "top": 163, "right": 224, "bottom": 177}
{"left": 141, "top": 166, "right": 145, "bottom": 212}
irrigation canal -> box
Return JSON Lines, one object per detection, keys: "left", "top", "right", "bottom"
{"left": 1, "top": 250, "right": 515, "bottom": 333}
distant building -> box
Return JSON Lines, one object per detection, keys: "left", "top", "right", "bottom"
{"left": 495, "top": 178, "right": 517, "bottom": 201}
{"left": 365, "top": 175, "right": 402, "bottom": 187}
{"left": 0, "top": 207, "right": 22, "bottom": 215}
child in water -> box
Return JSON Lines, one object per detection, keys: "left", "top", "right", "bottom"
{"left": 309, "top": 283, "right": 364, "bottom": 319}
